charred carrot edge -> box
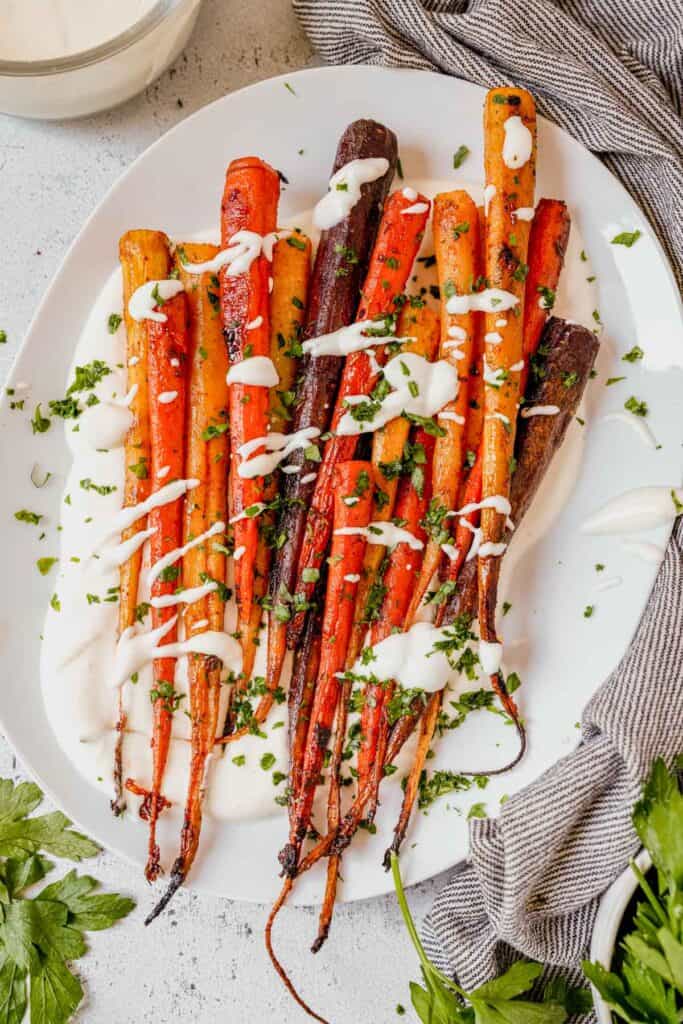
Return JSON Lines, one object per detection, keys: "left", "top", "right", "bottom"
{"left": 286, "top": 190, "right": 431, "bottom": 647}
{"left": 113, "top": 230, "right": 171, "bottom": 815}
{"left": 127, "top": 291, "right": 189, "bottom": 882}
{"left": 265, "top": 120, "right": 397, "bottom": 743}
{"left": 404, "top": 192, "right": 481, "bottom": 624}
{"left": 278, "top": 461, "right": 374, "bottom": 879}
{"left": 478, "top": 87, "right": 537, "bottom": 672}
{"left": 446, "top": 198, "right": 569, "bottom": 583}
{"left": 220, "top": 156, "right": 280, "bottom": 691}
{"left": 347, "top": 303, "right": 440, "bottom": 666}
{"left": 288, "top": 593, "right": 324, "bottom": 823}
{"left": 220, "top": 229, "right": 313, "bottom": 743}
{"left": 147, "top": 243, "right": 229, "bottom": 908}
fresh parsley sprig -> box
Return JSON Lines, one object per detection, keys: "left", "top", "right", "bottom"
{"left": 583, "top": 756, "right": 683, "bottom": 1022}
{"left": 0, "top": 778, "right": 134, "bottom": 1024}
{"left": 391, "top": 851, "right": 589, "bottom": 1022}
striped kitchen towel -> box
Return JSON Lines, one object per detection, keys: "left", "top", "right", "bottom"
{"left": 293, "top": 0, "right": 683, "bottom": 1015}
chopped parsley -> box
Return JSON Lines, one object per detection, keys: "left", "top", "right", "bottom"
{"left": 611, "top": 229, "right": 642, "bottom": 247}
{"left": 452, "top": 145, "right": 470, "bottom": 169}
{"left": 624, "top": 395, "right": 648, "bottom": 417}
{"left": 622, "top": 345, "right": 644, "bottom": 363}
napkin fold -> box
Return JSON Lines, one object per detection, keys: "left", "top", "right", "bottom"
{"left": 293, "top": 2, "right": 683, "bottom": 1015}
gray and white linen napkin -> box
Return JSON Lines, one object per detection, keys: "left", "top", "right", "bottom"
{"left": 293, "top": 0, "right": 683, "bottom": 1010}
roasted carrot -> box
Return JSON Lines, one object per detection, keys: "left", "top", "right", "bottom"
{"left": 404, "top": 192, "right": 481, "bottom": 624}
{"left": 148, "top": 243, "right": 229, "bottom": 909}
{"left": 286, "top": 189, "right": 430, "bottom": 648}
{"left": 385, "top": 316, "right": 598, "bottom": 865}
{"left": 288, "top": 592, "right": 323, "bottom": 818}
{"left": 278, "top": 461, "right": 374, "bottom": 879}
{"left": 266, "top": 120, "right": 397, "bottom": 716}
{"left": 445, "top": 198, "right": 569, "bottom": 584}
{"left": 211, "top": 230, "right": 312, "bottom": 747}
{"left": 113, "top": 230, "right": 171, "bottom": 815}
{"left": 347, "top": 303, "right": 440, "bottom": 665}
{"left": 131, "top": 291, "right": 189, "bottom": 882}
{"left": 478, "top": 87, "right": 536, "bottom": 678}
{"left": 221, "top": 156, "right": 280, "bottom": 690}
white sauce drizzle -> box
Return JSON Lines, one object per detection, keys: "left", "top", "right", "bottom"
{"left": 97, "top": 527, "right": 157, "bottom": 572}
{"left": 343, "top": 573, "right": 361, "bottom": 583}
{"left": 401, "top": 202, "right": 430, "bottom": 215}
{"left": 246, "top": 315, "right": 264, "bottom": 331}
{"left": 581, "top": 486, "right": 683, "bottom": 535}
{"left": 237, "top": 426, "right": 320, "bottom": 479}
{"left": 148, "top": 520, "right": 225, "bottom": 587}
{"left": 313, "top": 158, "right": 390, "bottom": 231}
{"left": 601, "top": 412, "right": 659, "bottom": 450}
{"left": 78, "top": 400, "right": 132, "bottom": 450}
{"left": 336, "top": 353, "right": 459, "bottom": 437}
{"left": 281, "top": 464, "right": 301, "bottom": 475}
{"left": 447, "top": 325, "right": 467, "bottom": 341}
{"left": 487, "top": 412, "right": 511, "bottom": 427}
{"left": 438, "top": 411, "right": 465, "bottom": 425}
{"left": 514, "top": 207, "right": 535, "bottom": 221}
{"left": 94, "top": 478, "right": 199, "bottom": 548}
{"left": 402, "top": 187, "right": 418, "bottom": 201}
{"left": 495, "top": 318, "right": 508, "bottom": 328}
{"left": 226, "top": 356, "right": 279, "bottom": 388}
{"left": 485, "top": 331, "right": 503, "bottom": 345}
{"left": 596, "top": 575, "right": 623, "bottom": 593}
{"left": 334, "top": 522, "right": 424, "bottom": 551}
{"left": 443, "top": 342, "right": 465, "bottom": 359}
{"left": 441, "top": 543, "right": 459, "bottom": 562}
{"left": 509, "top": 359, "right": 525, "bottom": 373}
{"left": 157, "top": 465, "right": 170, "bottom": 479}
{"left": 479, "top": 541, "right": 507, "bottom": 557}
{"left": 233, "top": 545, "right": 246, "bottom": 561}
{"left": 113, "top": 617, "right": 241, "bottom": 690}
{"left": 351, "top": 621, "right": 477, "bottom": 693}
{"left": 179, "top": 230, "right": 288, "bottom": 278}
{"left": 484, "top": 184, "right": 496, "bottom": 216}
{"left": 620, "top": 539, "right": 666, "bottom": 564}
{"left": 302, "top": 319, "right": 412, "bottom": 359}
{"left": 457, "top": 495, "right": 512, "bottom": 517}
{"left": 301, "top": 472, "right": 317, "bottom": 485}
{"left": 158, "top": 390, "right": 178, "bottom": 404}
{"left": 446, "top": 288, "right": 519, "bottom": 315}
{"left": 229, "top": 504, "right": 266, "bottom": 524}
{"left": 128, "top": 280, "right": 184, "bottom": 323}
{"left": 521, "top": 405, "right": 560, "bottom": 419}
{"left": 151, "top": 581, "right": 218, "bottom": 609}
{"left": 502, "top": 116, "right": 533, "bottom": 170}
{"left": 479, "top": 639, "right": 503, "bottom": 675}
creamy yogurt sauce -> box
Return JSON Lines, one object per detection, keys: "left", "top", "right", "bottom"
{"left": 0, "top": 0, "right": 155, "bottom": 61}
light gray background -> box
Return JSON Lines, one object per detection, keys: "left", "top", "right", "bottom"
{"left": 0, "top": 2, "right": 447, "bottom": 1020}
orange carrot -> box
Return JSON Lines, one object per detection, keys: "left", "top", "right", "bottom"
{"left": 446, "top": 198, "right": 568, "bottom": 584}
{"left": 131, "top": 291, "right": 189, "bottom": 882}
{"left": 114, "top": 230, "right": 171, "bottom": 814}
{"left": 150, "top": 242, "right": 230, "bottom": 907}
{"left": 404, "top": 191, "right": 481, "bottom": 624}
{"left": 478, "top": 87, "right": 537, "bottom": 669}
{"left": 286, "top": 190, "right": 430, "bottom": 647}
{"left": 220, "top": 156, "right": 280, "bottom": 686}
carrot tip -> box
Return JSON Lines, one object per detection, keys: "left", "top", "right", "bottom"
{"left": 144, "top": 857, "right": 185, "bottom": 925}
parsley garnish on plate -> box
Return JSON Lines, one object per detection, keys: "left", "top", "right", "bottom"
{"left": 0, "top": 778, "right": 133, "bottom": 1024}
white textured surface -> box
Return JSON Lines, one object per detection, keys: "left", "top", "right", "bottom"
{"left": 0, "top": 3, "right": 445, "bottom": 1020}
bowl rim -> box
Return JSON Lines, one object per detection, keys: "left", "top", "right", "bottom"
{"left": 0, "top": 0, "right": 195, "bottom": 77}
{"left": 589, "top": 849, "right": 652, "bottom": 1024}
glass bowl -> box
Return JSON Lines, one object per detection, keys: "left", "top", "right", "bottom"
{"left": 0, "top": 0, "right": 204, "bottom": 120}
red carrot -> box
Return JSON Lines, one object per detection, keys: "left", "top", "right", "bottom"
{"left": 286, "top": 190, "right": 430, "bottom": 647}
{"left": 278, "top": 461, "right": 374, "bottom": 879}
